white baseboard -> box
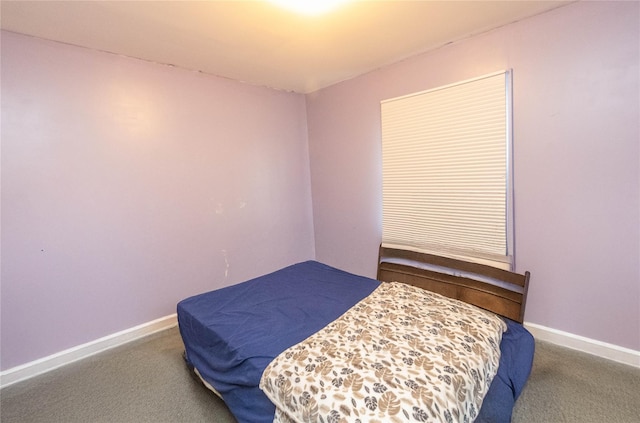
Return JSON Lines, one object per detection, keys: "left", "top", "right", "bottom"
{"left": 0, "top": 314, "right": 178, "bottom": 389}
{"left": 524, "top": 322, "right": 640, "bottom": 368}
{"left": 2, "top": 316, "right": 637, "bottom": 389}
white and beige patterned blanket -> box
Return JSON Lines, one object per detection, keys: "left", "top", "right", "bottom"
{"left": 260, "top": 282, "right": 507, "bottom": 423}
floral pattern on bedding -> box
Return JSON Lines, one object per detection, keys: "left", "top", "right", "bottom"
{"left": 260, "top": 282, "right": 507, "bottom": 423}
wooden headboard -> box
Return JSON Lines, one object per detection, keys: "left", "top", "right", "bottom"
{"left": 377, "top": 245, "right": 530, "bottom": 323}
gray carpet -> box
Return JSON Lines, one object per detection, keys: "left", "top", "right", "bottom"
{"left": 1, "top": 326, "right": 639, "bottom": 422}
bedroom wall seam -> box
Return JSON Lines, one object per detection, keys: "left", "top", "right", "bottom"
{"left": 0, "top": 314, "right": 178, "bottom": 389}
{"left": 524, "top": 322, "right": 640, "bottom": 368}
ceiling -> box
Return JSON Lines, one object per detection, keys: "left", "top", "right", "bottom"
{"left": 1, "top": 1, "right": 571, "bottom": 93}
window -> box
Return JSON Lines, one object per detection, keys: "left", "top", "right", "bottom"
{"left": 381, "top": 71, "right": 513, "bottom": 270}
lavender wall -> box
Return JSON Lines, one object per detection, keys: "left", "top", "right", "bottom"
{"left": 307, "top": 1, "right": 640, "bottom": 350}
{"left": 1, "top": 32, "right": 315, "bottom": 370}
{"left": 2, "top": 1, "right": 638, "bottom": 371}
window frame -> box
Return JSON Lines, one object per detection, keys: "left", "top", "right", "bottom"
{"left": 380, "top": 70, "right": 514, "bottom": 270}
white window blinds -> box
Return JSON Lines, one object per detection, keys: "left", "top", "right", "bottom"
{"left": 381, "top": 71, "right": 513, "bottom": 270}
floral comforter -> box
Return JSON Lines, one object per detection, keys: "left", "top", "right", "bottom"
{"left": 259, "top": 282, "right": 507, "bottom": 423}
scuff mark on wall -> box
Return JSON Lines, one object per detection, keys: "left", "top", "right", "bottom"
{"left": 221, "top": 249, "right": 230, "bottom": 279}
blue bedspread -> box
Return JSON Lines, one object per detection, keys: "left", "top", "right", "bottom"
{"left": 177, "top": 260, "right": 534, "bottom": 423}
{"left": 476, "top": 319, "right": 535, "bottom": 423}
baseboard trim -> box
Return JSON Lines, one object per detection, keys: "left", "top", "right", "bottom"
{"left": 2, "top": 316, "right": 637, "bottom": 388}
{"left": 524, "top": 322, "right": 640, "bottom": 368}
{"left": 0, "top": 314, "right": 178, "bottom": 389}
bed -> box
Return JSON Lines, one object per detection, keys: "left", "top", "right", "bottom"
{"left": 177, "top": 245, "right": 533, "bottom": 423}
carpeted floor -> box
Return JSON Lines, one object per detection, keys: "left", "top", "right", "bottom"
{"left": 512, "top": 339, "right": 640, "bottom": 422}
{"left": 1, "top": 326, "right": 639, "bottom": 422}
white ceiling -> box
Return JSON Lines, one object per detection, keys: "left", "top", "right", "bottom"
{"left": 1, "top": 1, "right": 571, "bottom": 93}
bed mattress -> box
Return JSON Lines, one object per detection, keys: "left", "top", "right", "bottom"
{"left": 177, "top": 260, "right": 533, "bottom": 423}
